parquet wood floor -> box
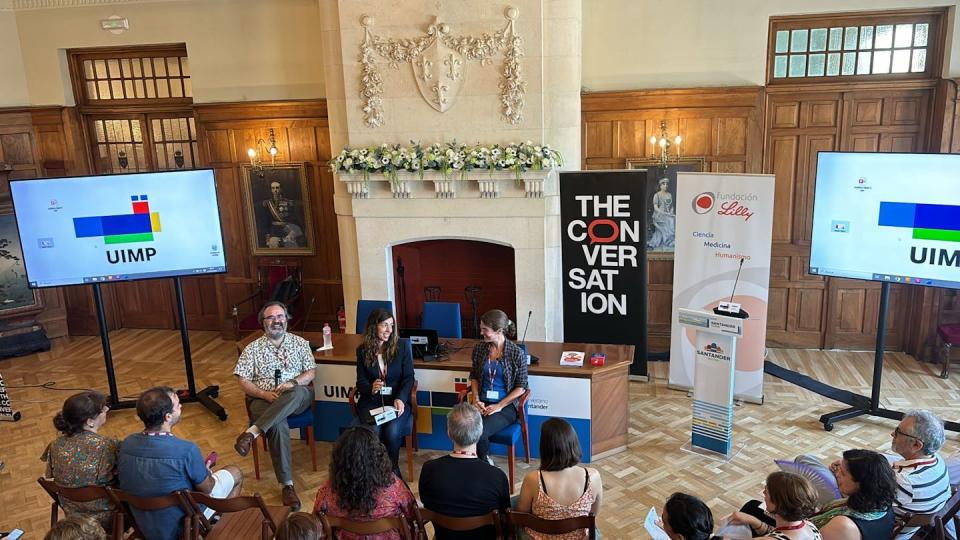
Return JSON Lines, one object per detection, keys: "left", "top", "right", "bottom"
{"left": 1, "top": 330, "right": 957, "bottom": 537}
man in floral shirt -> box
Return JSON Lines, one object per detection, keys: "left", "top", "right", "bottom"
{"left": 234, "top": 301, "right": 315, "bottom": 510}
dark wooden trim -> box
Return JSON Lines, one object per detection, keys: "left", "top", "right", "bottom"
{"left": 192, "top": 100, "right": 328, "bottom": 123}
{"left": 582, "top": 87, "right": 762, "bottom": 111}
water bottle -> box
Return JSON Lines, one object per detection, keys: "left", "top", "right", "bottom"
{"left": 322, "top": 322, "right": 333, "bottom": 349}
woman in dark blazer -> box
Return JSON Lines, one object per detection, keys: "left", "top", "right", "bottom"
{"left": 469, "top": 309, "right": 529, "bottom": 463}
{"left": 355, "top": 307, "right": 415, "bottom": 477}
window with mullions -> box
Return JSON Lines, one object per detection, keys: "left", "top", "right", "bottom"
{"left": 68, "top": 45, "right": 192, "bottom": 105}
{"left": 768, "top": 10, "right": 944, "bottom": 83}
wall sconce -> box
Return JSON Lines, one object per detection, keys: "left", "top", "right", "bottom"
{"left": 117, "top": 150, "right": 129, "bottom": 170}
{"left": 247, "top": 128, "right": 279, "bottom": 176}
{"left": 174, "top": 149, "right": 185, "bottom": 169}
{"left": 649, "top": 120, "right": 682, "bottom": 167}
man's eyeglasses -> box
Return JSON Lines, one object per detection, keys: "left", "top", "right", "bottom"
{"left": 894, "top": 426, "right": 921, "bottom": 442}
{"left": 263, "top": 315, "right": 287, "bottom": 322}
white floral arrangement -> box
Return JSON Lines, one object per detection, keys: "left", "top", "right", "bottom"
{"left": 330, "top": 141, "right": 563, "bottom": 183}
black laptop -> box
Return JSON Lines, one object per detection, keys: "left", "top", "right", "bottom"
{"left": 399, "top": 328, "right": 439, "bottom": 360}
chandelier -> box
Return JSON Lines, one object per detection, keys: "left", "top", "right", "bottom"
{"left": 649, "top": 120, "right": 682, "bottom": 167}
{"left": 247, "top": 128, "right": 279, "bottom": 176}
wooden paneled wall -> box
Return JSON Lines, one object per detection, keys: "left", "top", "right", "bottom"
{"left": 193, "top": 100, "right": 343, "bottom": 337}
{"left": 0, "top": 108, "right": 87, "bottom": 339}
{"left": 581, "top": 87, "right": 764, "bottom": 350}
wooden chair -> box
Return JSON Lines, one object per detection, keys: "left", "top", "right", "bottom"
{"left": 893, "top": 487, "right": 960, "bottom": 540}
{"left": 347, "top": 379, "right": 419, "bottom": 481}
{"left": 318, "top": 512, "right": 414, "bottom": 539}
{"left": 37, "top": 478, "right": 118, "bottom": 536}
{"left": 106, "top": 486, "right": 199, "bottom": 540}
{"left": 232, "top": 257, "right": 314, "bottom": 339}
{"left": 415, "top": 507, "right": 502, "bottom": 539}
{"left": 244, "top": 383, "right": 318, "bottom": 480}
{"left": 457, "top": 388, "right": 532, "bottom": 494}
{"left": 505, "top": 510, "right": 596, "bottom": 540}
{"left": 185, "top": 491, "right": 289, "bottom": 540}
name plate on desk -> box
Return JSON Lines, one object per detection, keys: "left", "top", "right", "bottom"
{"left": 369, "top": 406, "right": 397, "bottom": 426}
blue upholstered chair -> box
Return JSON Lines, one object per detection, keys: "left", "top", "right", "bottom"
{"left": 457, "top": 388, "right": 531, "bottom": 494}
{"left": 421, "top": 301, "right": 463, "bottom": 338}
{"left": 245, "top": 385, "right": 318, "bottom": 480}
{"left": 356, "top": 299, "right": 394, "bottom": 334}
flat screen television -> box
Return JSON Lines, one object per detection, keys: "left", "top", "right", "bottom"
{"left": 809, "top": 152, "right": 960, "bottom": 290}
{"left": 10, "top": 169, "right": 227, "bottom": 288}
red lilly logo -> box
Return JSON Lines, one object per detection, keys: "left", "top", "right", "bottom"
{"left": 692, "top": 192, "right": 715, "bottom": 214}
{"left": 717, "top": 200, "right": 755, "bottom": 221}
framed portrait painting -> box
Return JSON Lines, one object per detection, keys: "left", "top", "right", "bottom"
{"left": 240, "top": 162, "right": 316, "bottom": 256}
{"left": 626, "top": 157, "right": 705, "bottom": 258}
{"left": 0, "top": 205, "right": 44, "bottom": 319}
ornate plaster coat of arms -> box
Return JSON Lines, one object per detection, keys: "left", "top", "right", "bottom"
{"left": 358, "top": 7, "right": 525, "bottom": 127}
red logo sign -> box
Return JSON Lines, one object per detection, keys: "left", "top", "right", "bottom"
{"left": 692, "top": 192, "right": 715, "bottom": 214}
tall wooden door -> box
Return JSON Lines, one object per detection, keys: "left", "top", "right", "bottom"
{"left": 764, "top": 86, "right": 933, "bottom": 350}
{"left": 823, "top": 89, "right": 930, "bottom": 349}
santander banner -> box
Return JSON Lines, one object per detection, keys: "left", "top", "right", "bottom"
{"left": 669, "top": 173, "right": 775, "bottom": 403}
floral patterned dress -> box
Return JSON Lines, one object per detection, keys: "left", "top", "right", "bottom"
{"left": 313, "top": 475, "right": 416, "bottom": 540}
{"left": 41, "top": 430, "right": 120, "bottom": 529}
{"left": 527, "top": 468, "right": 597, "bottom": 540}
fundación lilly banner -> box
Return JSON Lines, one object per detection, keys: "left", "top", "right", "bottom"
{"left": 669, "top": 173, "right": 775, "bottom": 403}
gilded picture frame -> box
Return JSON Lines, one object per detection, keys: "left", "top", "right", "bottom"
{"left": 626, "top": 157, "right": 706, "bottom": 260}
{"left": 0, "top": 203, "right": 44, "bottom": 319}
{"left": 240, "top": 162, "right": 316, "bottom": 257}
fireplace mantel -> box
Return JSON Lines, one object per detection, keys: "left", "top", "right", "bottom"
{"left": 337, "top": 169, "right": 556, "bottom": 200}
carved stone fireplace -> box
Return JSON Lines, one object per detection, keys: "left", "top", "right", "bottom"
{"left": 337, "top": 170, "right": 561, "bottom": 341}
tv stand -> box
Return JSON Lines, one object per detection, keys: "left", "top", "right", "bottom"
{"left": 819, "top": 281, "right": 960, "bottom": 432}
{"left": 94, "top": 277, "right": 226, "bottom": 420}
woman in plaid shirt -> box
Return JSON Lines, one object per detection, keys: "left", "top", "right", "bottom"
{"left": 469, "top": 309, "right": 529, "bottom": 463}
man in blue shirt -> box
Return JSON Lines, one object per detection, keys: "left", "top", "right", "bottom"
{"left": 119, "top": 387, "right": 243, "bottom": 540}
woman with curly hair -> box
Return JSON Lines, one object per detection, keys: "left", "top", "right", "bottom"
{"left": 809, "top": 449, "right": 896, "bottom": 540}
{"left": 727, "top": 471, "right": 822, "bottom": 539}
{"left": 41, "top": 391, "right": 118, "bottom": 530}
{"left": 355, "top": 307, "right": 414, "bottom": 478}
{"left": 313, "top": 426, "right": 415, "bottom": 539}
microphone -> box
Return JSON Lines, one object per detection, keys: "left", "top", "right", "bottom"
{"left": 520, "top": 310, "right": 532, "bottom": 344}
{"left": 274, "top": 368, "right": 281, "bottom": 389}
{"left": 518, "top": 310, "right": 539, "bottom": 365}
{"left": 714, "top": 258, "right": 749, "bottom": 319}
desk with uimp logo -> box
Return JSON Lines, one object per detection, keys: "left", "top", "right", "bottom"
{"left": 236, "top": 332, "right": 632, "bottom": 461}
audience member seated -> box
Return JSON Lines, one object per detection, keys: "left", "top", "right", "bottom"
{"left": 807, "top": 449, "right": 896, "bottom": 540}
{"left": 118, "top": 386, "right": 243, "bottom": 540}
{"left": 726, "top": 471, "right": 822, "bottom": 539}
{"left": 313, "top": 426, "right": 416, "bottom": 539}
{"left": 659, "top": 493, "right": 719, "bottom": 540}
{"left": 418, "top": 402, "right": 510, "bottom": 539}
{"left": 234, "top": 301, "right": 316, "bottom": 510}
{"left": 516, "top": 418, "right": 602, "bottom": 539}
{"left": 355, "top": 307, "right": 415, "bottom": 477}
{"left": 469, "top": 309, "right": 529, "bottom": 464}
{"left": 275, "top": 512, "right": 326, "bottom": 540}
{"left": 40, "top": 391, "right": 118, "bottom": 530}
{"left": 44, "top": 515, "right": 107, "bottom": 540}
{"left": 795, "top": 410, "right": 951, "bottom": 539}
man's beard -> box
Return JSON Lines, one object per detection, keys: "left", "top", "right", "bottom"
{"left": 266, "top": 322, "right": 286, "bottom": 338}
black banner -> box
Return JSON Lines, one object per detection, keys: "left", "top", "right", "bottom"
{"left": 560, "top": 171, "right": 649, "bottom": 376}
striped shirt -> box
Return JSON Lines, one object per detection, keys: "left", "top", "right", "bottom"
{"left": 892, "top": 453, "right": 951, "bottom": 516}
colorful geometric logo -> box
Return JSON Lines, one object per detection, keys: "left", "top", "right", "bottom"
{"left": 879, "top": 202, "right": 960, "bottom": 242}
{"left": 703, "top": 342, "right": 723, "bottom": 354}
{"left": 73, "top": 195, "right": 161, "bottom": 244}
{"left": 692, "top": 192, "right": 715, "bottom": 214}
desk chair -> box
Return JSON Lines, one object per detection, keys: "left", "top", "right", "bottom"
{"left": 892, "top": 487, "right": 960, "bottom": 540}
{"left": 415, "top": 507, "right": 502, "bottom": 539}
{"left": 457, "top": 388, "right": 532, "bottom": 494}
{"left": 185, "top": 491, "right": 289, "bottom": 540}
{"left": 106, "top": 487, "right": 198, "bottom": 540}
{"left": 422, "top": 301, "right": 463, "bottom": 338}
{"left": 37, "top": 478, "right": 115, "bottom": 534}
{"left": 347, "top": 378, "right": 419, "bottom": 481}
{"left": 937, "top": 323, "right": 960, "bottom": 379}
{"left": 318, "top": 512, "right": 414, "bottom": 539}
{"left": 506, "top": 510, "right": 596, "bottom": 540}
{"left": 357, "top": 299, "right": 395, "bottom": 334}
{"left": 243, "top": 384, "right": 318, "bottom": 480}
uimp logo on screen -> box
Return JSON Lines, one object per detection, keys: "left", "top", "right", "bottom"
{"left": 565, "top": 195, "right": 640, "bottom": 315}
{"left": 73, "top": 195, "right": 161, "bottom": 264}
{"left": 879, "top": 201, "right": 960, "bottom": 269}
{"left": 692, "top": 191, "right": 757, "bottom": 221}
